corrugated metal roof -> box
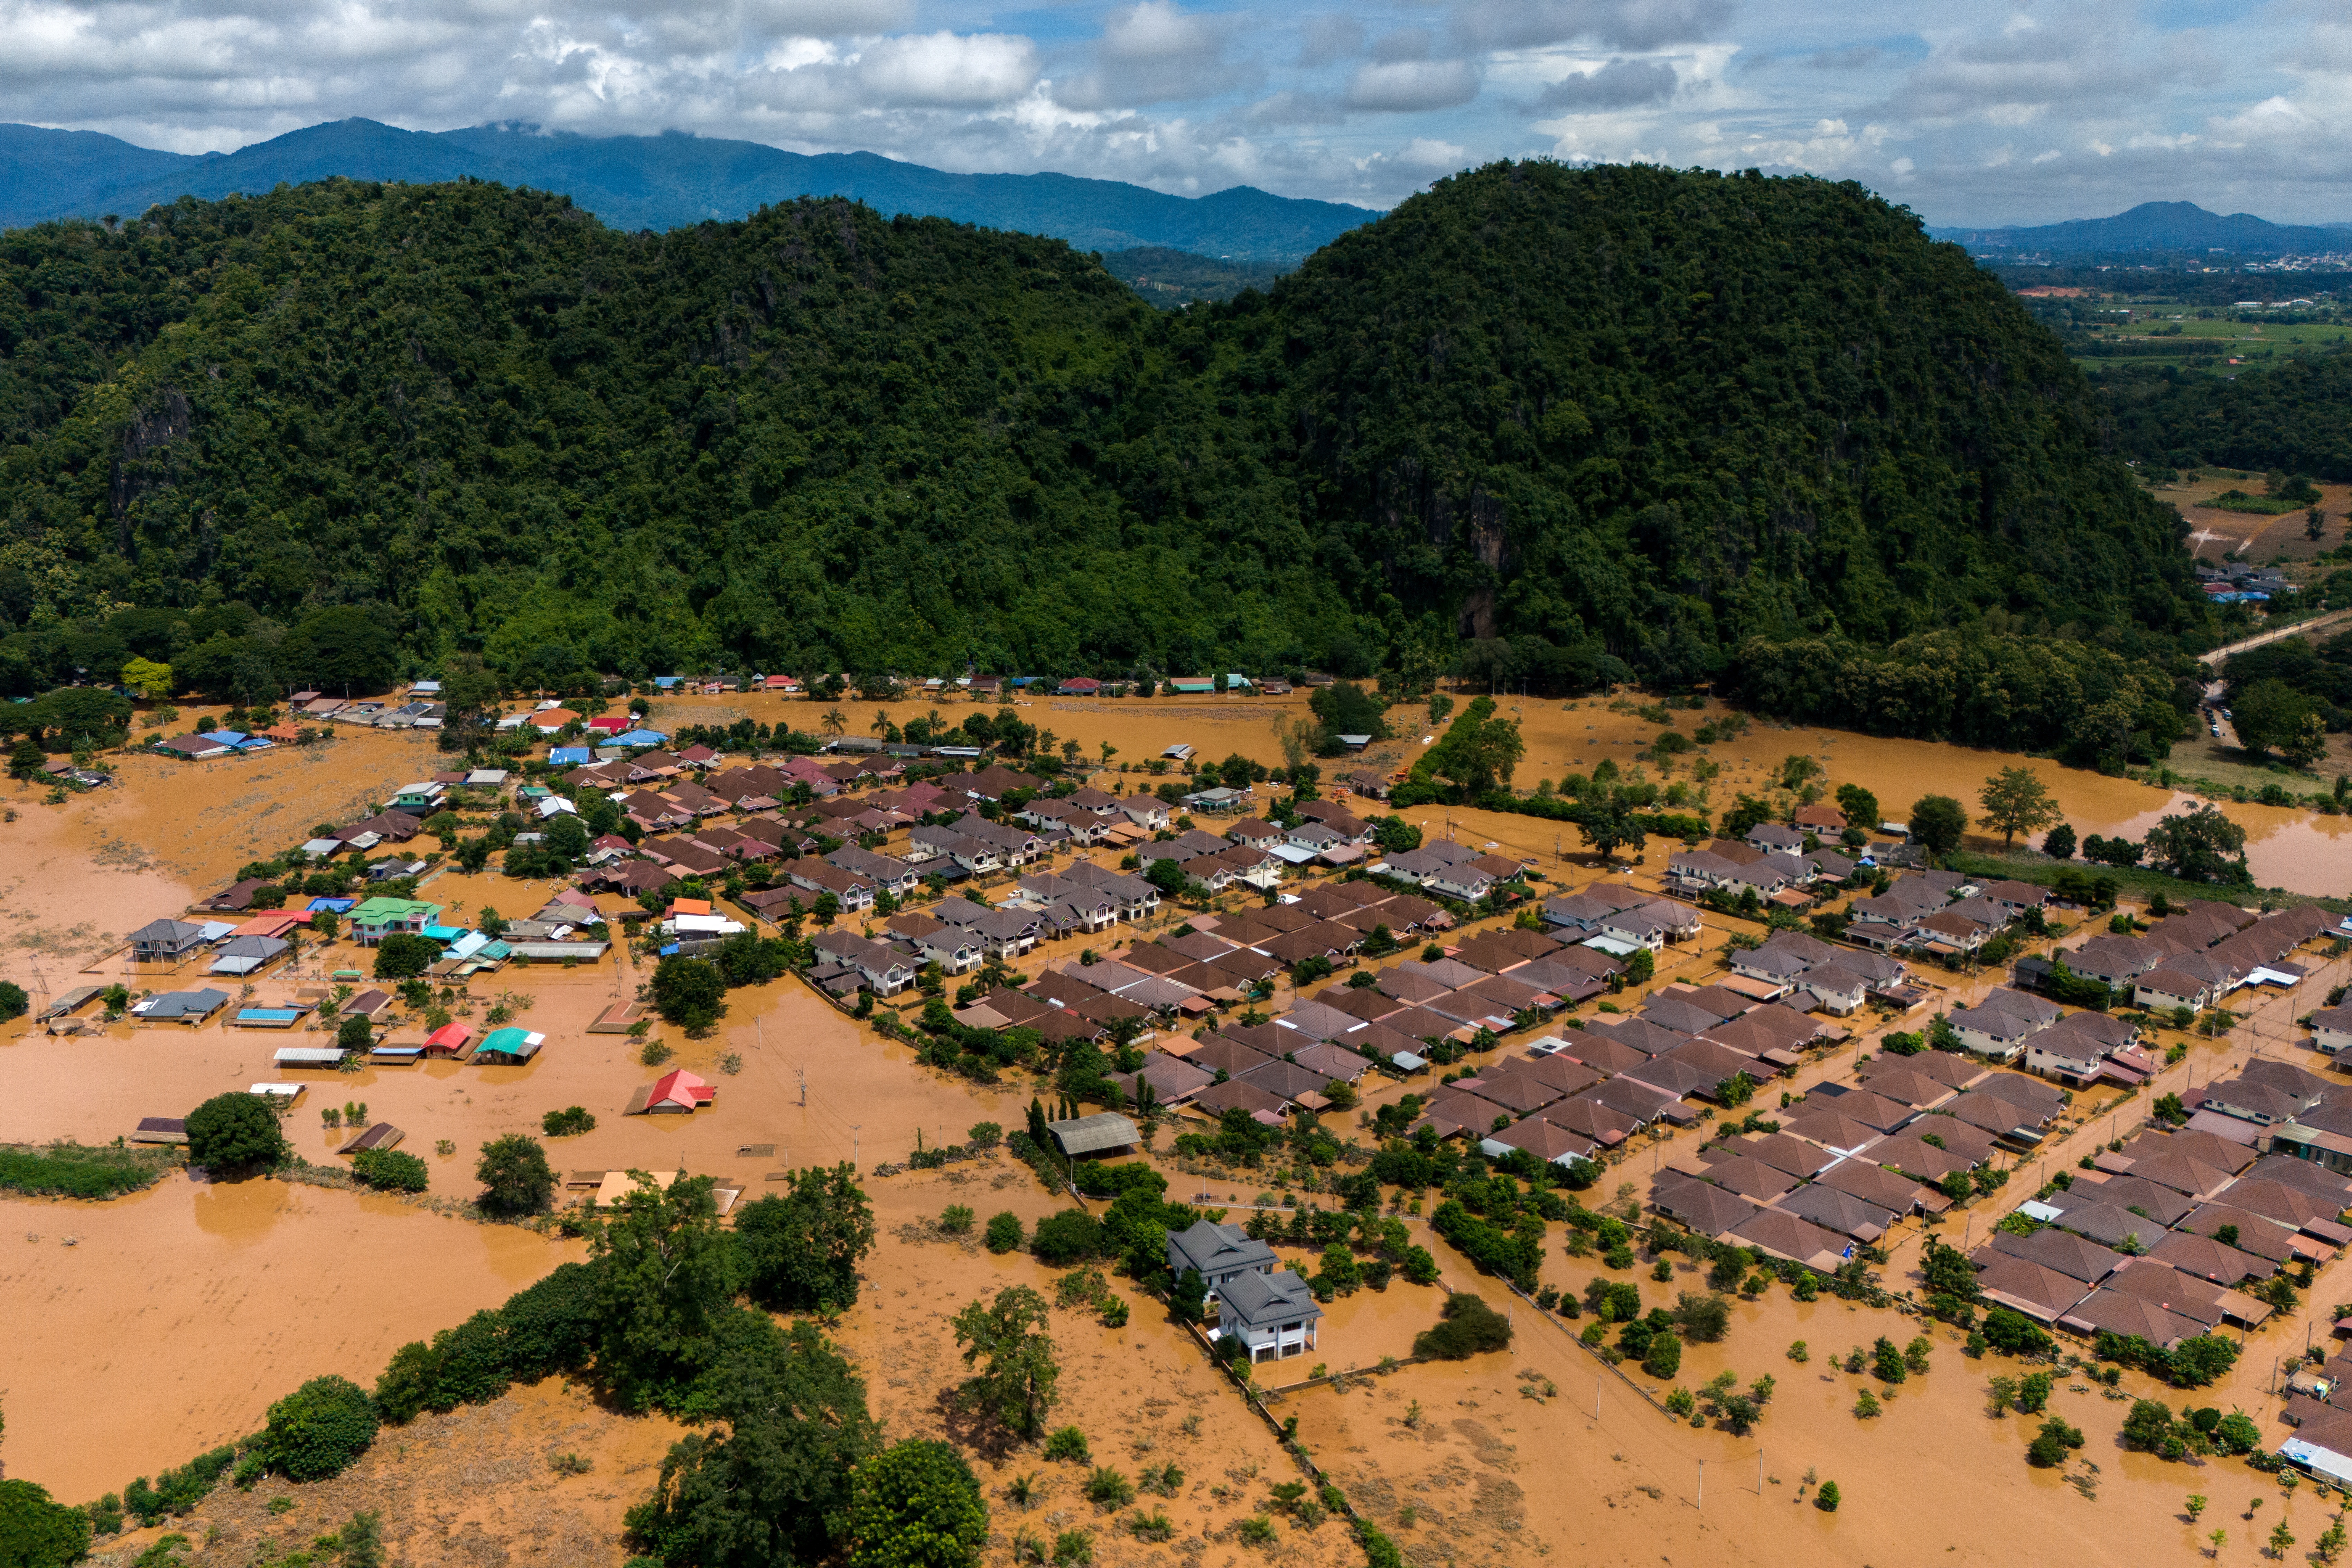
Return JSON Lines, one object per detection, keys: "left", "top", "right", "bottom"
{"left": 1047, "top": 1112, "right": 1141, "bottom": 1156}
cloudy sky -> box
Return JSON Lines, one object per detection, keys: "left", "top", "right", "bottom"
{"left": 8, "top": 0, "right": 2349, "bottom": 223}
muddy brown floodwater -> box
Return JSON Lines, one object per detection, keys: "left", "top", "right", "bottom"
{"left": 0, "top": 1175, "right": 576, "bottom": 1500}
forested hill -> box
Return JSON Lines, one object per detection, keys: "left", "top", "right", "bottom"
{"left": 0, "top": 164, "right": 2210, "bottom": 756}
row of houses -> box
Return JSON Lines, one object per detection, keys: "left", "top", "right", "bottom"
{"left": 2033, "top": 902, "right": 2336, "bottom": 1014}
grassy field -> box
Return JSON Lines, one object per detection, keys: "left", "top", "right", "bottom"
{"left": 2064, "top": 306, "right": 2352, "bottom": 371}
{"left": 0, "top": 1140, "right": 180, "bottom": 1198}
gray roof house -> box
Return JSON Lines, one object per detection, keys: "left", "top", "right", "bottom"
{"left": 131, "top": 918, "right": 210, "bottom": 962}
{"left": 1215, "top": 1268, "right": 1323, "bottom": 1363}
{"left": 1166, "top": 1219, "right": 1279, "bottom": 1302}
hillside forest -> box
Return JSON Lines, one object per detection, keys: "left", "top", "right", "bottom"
{"left": 0, "top": 161, "right": 2213, "bottom": 759}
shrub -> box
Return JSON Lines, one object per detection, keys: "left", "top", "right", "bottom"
{"left": 2027, "top": 1418, "right": 2084, "bottom": 1467}
{"left": 1814, "top": 1481, "right": 1840, "bottom": 1512}
{"left": 0, "top": 981, "right": 27, "bottom": 1023}
{"left": 185, "top": 1091, "right": 289, "bottom": 1172}
{"left": 1086, "top": 1467, "right": 1136, "bottom": 1508}
{"left": 336, "top": 1014, "right": 373, "bottom": 1053}
{"left": 1642, "top": 1332, "right": 1682, "bottom": 1379}
{"left": 121, "top": 1446, "right": 236, "bottom": 1526}
{"left": 1413, "top": 1294, "right": 1513, "bottom": 1359}
{"left": 986, "top": 1212, "right": 1025, "bottom": 1253}
{"left": 541, "top": 1106, "right": 597, "bottom": 1137}
{"left": 262, "top": 1375, "right": 380, "bottom": 1481}
{"left": 352, "top": 1147, "right": 430, "bottom": 1192}
{"left": 1031, "top": 1209, "right": 1108, "bottom": 1265}
{"left": 0, "top": 1479, "right": 92, "bottom": 1568}
{"left": 941, "top": 1204, "right": 976, "bottom": 1235}
{"left": 1044, "top": 1427, "right": 1091, "bottom": 1464}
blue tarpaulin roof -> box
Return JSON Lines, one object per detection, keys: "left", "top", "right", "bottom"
{"left": 548, "top": 746, "right": 592, "bottom": 765}
{"left": 615, "top": 729, "right": 668, "bottom": 746}
{"left": 200, "top": 730, "right": 246, "bottom": 744}
{"left": 307, "top": 897, "right": 356, "bottom": 912}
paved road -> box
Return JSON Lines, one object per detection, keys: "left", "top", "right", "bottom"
{"left": 2200, "top": 608, "right": 2352, "bottom": 667}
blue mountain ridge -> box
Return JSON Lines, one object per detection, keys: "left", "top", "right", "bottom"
{"left": 1929, "top": 200, "right": 2352, "bottom": 255}
{"left": 0, "top": 117, "right": 1379, "bottom": 262}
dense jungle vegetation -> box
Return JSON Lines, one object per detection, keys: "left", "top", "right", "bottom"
{"left": 0, "top": 160, "right": 2212, "bottom": 749}
{"left": 2096, "top": 353, "right": 2352, "bottom": 482}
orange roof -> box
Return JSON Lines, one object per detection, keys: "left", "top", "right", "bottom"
{"left": 261, "top": 723, "right": 302, "bottom": 741}
{"left": 669, "top": 897, "right": 712, "bottom": 916}
{"left": 231, "top": 912, "right": 310, "bottom": 937}
{"left": 534, "top": 709, "right": 581, "bottom": 727}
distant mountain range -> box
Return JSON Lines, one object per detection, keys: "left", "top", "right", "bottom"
{"left": 1930, "top": 201, "right": 2352, "bottom": 256}
{"left": 0, "top": 118, "right": 1379, "bottom": 262}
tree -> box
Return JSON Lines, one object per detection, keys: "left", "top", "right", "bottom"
{"left": 985, "top": 1212, "right": 1024, "bottom": 1254}
{"left": 625, "top": 1318, "right": 882, "bottom": 1568}
{"left": 2285, "top": 712, "right": 2330, "bottom": 771}
{"left": 1835, "top": 783, "right": 1880, "bottom": 831}
{"left": 846, "top": 1439, "right": 990, "bottom": 1568}
{"left": 589, "top": 1173, "right": 737, "bottom": 1409}
{"left": 0, "top": 981, "right": 27, "bottom": 1023}
{"left": 262, "top": 1375, "right": 380, "bottom": 1481}
{"left": 120, "top": 655, "right": 174, "bottom": 700}
{"left": 0, "top": 1479, "right": 93, "bottom": 1568}
{"left": 372, "top": 932, "right": 438, "bottom": 979}
{"left": 476, "top": 1134, "right": 557, "bottom": 1216}
{"left": 1169, "top": 1267, "right": 1207, "bottom": 1324}
{"left": 1908, "top": 794, "right": 1968, "bottom": 858}
{"left": 2142, "top": 804, "right": 2250, "bottom": 885}
{"left": 336, "top": 1013, "right": 374, "bottom": 1054}
{"left": 2122, "top": 1398, "right": 2176, "bottom": 1452}
{"left": 1642, "top": 1331, "right": 1682, "bottom": 1379}
{"left": 650, "top": 955, "right": 728, "bottom": 1031}
{"left": 1307, "top": 681, "right": 1388, "bottom": 742}
{"left": 1574, "top": 796, "right": 1646, "bottom": 862}
{"left": 952, "top": 1286, "right": 1059, "bottom": 1439}
{"left": 279, "top": 605, "right": 399, "bottom": 694}
{"left": 6, "top": 735, "right": 43, "bottom": 777}
{"left": 1814, "top": 1480, "right": 1840, "bottom": 1512}
{"left": 735, "top": 1164, "right": 877, "bottom": 1311}
{"left": 1977, "top": 767, "right": 2059, "bottom": 848}
{"left": 2042, "top": 822, "right": 2076, "bottom": 860}
{"left": 2232, "top": 678, "right": 2317, "bottom": 760}
{"left": 185, "top": 1091, "right": 289, "bottom": 1172}
{"left": 1417, "top": 697, "right": 1524, "bottom": 795}
{"left": 1650, "top": 1291, "right": 1723, "bottom": 1345}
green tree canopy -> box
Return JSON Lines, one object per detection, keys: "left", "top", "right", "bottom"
{"left": 1977, "top": 766, "right": 2060, "bottom": 848}
{"left": 185, "top": 1090, "right": 289, "bottom": 1173}
{"left": 590, "top": 1172, "right": 737, "bottom": 1409}
{"left": 734, "top": 1164, "right": 878, "bottom": 1312}
{"left": 1907, "top": 794, "right": 1969, "bottom": 858}
{"left": 625, "top": 1317, "right": 881, "bottom": 1568}
{"left": 650, "top": 956, "right": 728, "bottom": 1032}
{"left": 476, "top": 1134, "right": 558, "bottom": 1217}
{"left": 951, "top": 1286, "right": 1059, "bottom": 1439}
{"left": 846, "top": 1440, "right": 990, "bottom": 1568}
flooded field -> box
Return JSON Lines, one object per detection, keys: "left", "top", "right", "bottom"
{"left": 1, "top": 1175, "right": 575, "bottom": 1500}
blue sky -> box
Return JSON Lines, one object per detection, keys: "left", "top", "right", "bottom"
{"left": 5, "top": 0, "right": 2345, "bottom": 223}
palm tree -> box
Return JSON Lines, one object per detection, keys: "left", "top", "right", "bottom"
{"left": 821, "top": 707, "right": 846, "bottom": 737}
{"left": 871, "top": 709, "right": 890, "bottom": 737}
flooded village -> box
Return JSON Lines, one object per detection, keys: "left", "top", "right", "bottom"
{"left": 13, "top": 670, "right": 2352, "bottom": 1568}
